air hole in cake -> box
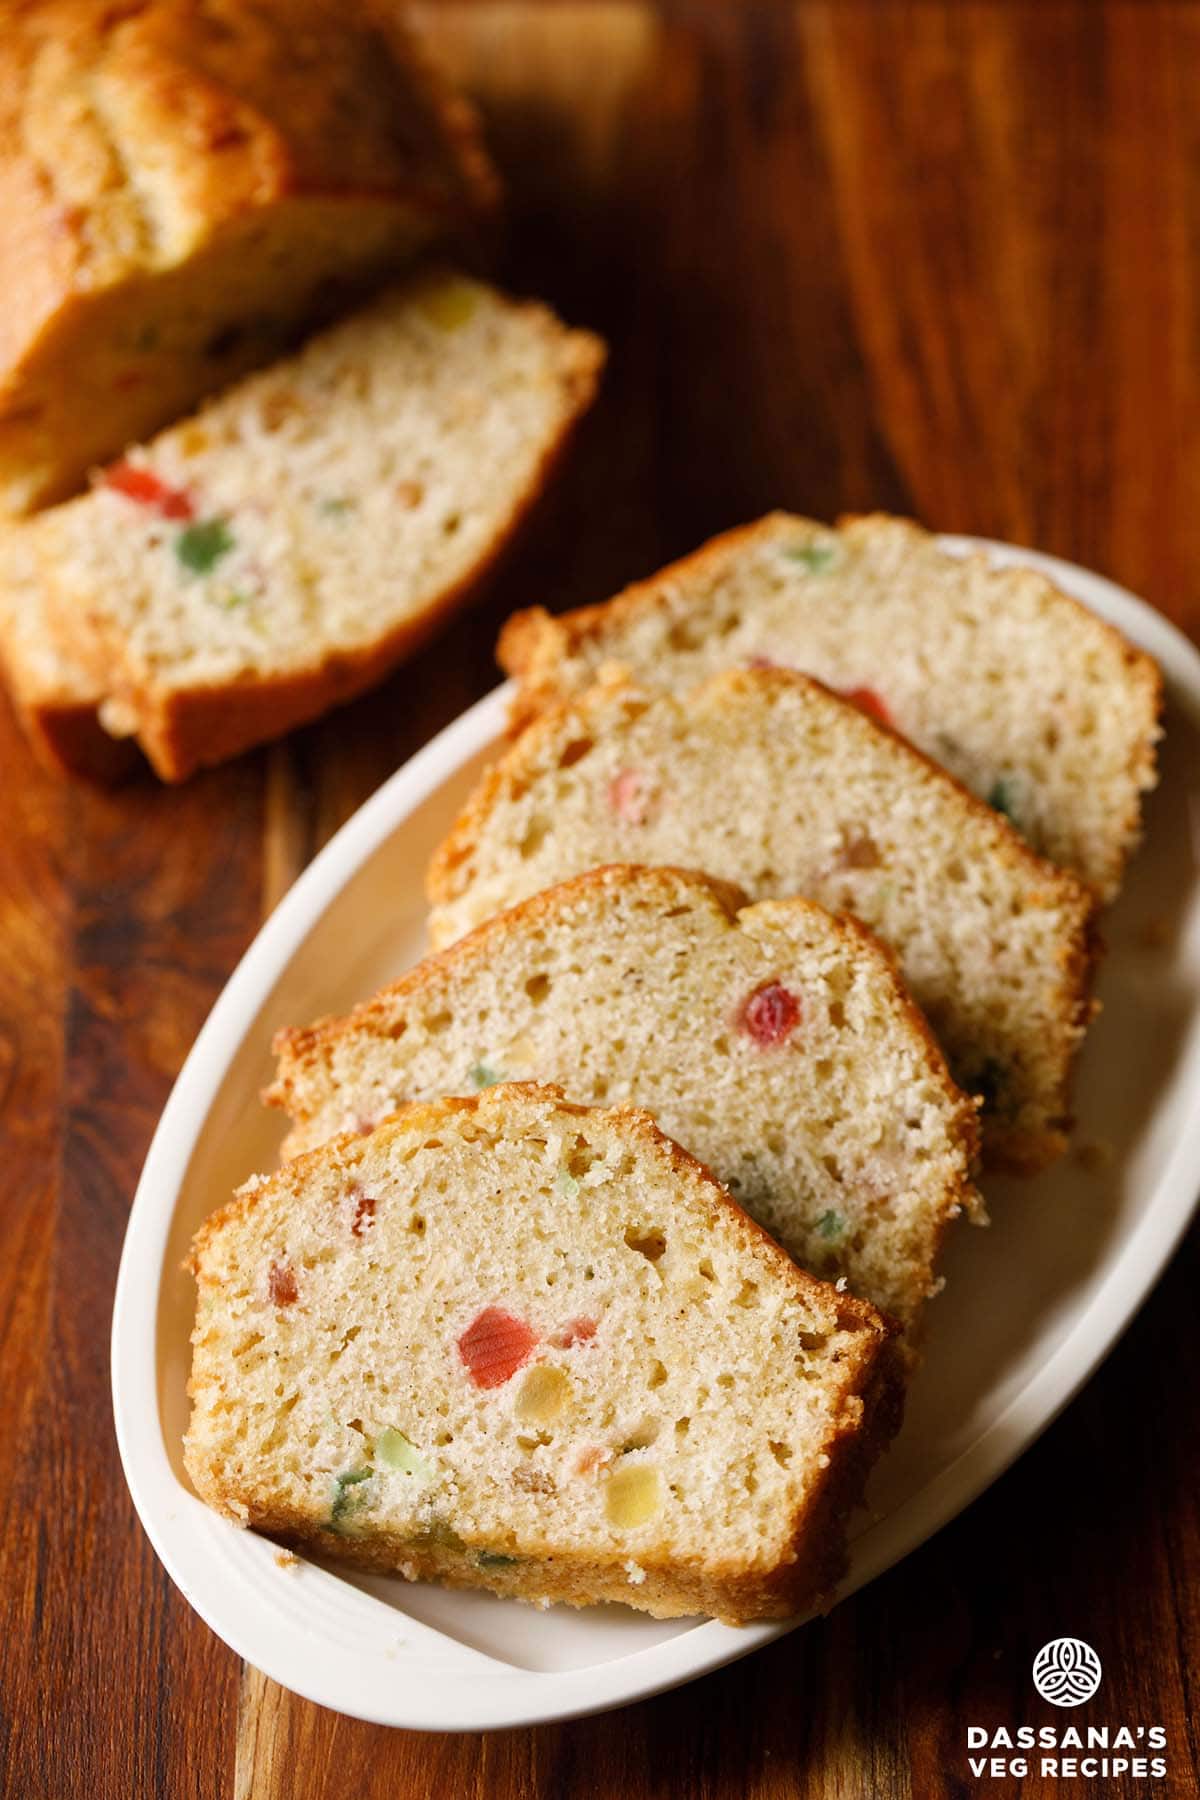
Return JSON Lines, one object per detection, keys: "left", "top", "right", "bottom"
{"left": 768, "top": 1440, "right": 793, "bottom": 1467}
{"left": 558, "top": 736, "right": 595, "bottom": 769}
{"left": 717, "top": 1373, "right": 734, "bottom": 1390}
{"left": 409, "top": 1214, "right": 426, "bottom": 1235}
{"left": 424, "top": 1011, "right": 453, "bottom": 1036}
{"left": 624, "top": 1226, "right": 667, "bottom": 1264}
{"left": 566, "top": 1143, "right": 597, "bottom": 1180}
{"left": 442, "top": 512, "right": 461, "bottom": 536}
{"left": 524, "top": 971, "right": 552, "bottom": 1003}
{"left": 648, "top": 1360, "right": 668, "bottom": 1389}
{"left": 734, "top": 1279, "right": 760, "bottom": 1308}
{"left": 621, "top": 1421, "right": 661, "bottom": 1452}
{"left": 697, "top": 1258, "right": 716, "bottom": 1283}
{"left": 674, "top": 1416, "right": 690, "bottom": 1439}
{"left": 667, "top": 620, "right": 701, "bottom": 652}
{"left": 828, "top": 999, "right": 847, "bottom": 1029}
{"left": 519, "top": 815, "right": 550, "bottom": 859}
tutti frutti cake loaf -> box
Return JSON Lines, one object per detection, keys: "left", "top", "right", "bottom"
{"left": 0, "top": 0, "right": 498, "bottom": 514}
{"left": 498, "top": 512, "right": 1162, "bottom": 902}
{"left": 185, "top": 1086, "right": 902, "bottom": 1625}
{"left": 426, "top": 669, "right": 1101, "bottom": 1173}
{"left": 8, "top": 269, "right": 604, "bottom": 780}
{"left": 268, "top": 865, "right": 982, "bottom": 1338}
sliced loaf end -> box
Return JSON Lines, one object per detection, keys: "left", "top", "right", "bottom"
{"left": 186, "top": 1084, "right": 900, "bottom": 1623}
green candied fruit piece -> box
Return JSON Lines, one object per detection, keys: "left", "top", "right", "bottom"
{"left": 375, "top": 1427, "right": 434, "bottom": 1483}
{"left": 327, "top": 1467, "right": 373, "bottom": 1534}
{"left": 782, "top": 541, "right": 838, "bottom": 573}
{"left": 477, "top": 1551, "right": 520, "bottom": 1569}
{"left": 816, "top": 1209, "right": 843, "bottom": 1240}
{"left": 467, "top": 1061, "right": 503, "bottom": 1090}
{"left": 317, "top": 496, "right": 355, "bottom": 518}
{"left": 556, "top": 1167, "right": 581, "bottom": 1199}
{"left": 987, "top": 777, "right": 1019, "bottom": 824}
{"left": 176, "top": 518, "right": 234, "bottom": 575}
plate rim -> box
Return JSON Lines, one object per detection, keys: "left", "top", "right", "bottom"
{"left": 111, "top": 538, "right": 1200, "bottom": 1730}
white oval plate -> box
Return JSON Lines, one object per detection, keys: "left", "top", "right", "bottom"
{"left": 113, "top": 540, "right": 1200, "bottom": 1731}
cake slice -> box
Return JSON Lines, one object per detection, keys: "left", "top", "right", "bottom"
{"left": 427, "top": 670, "right": 1100, "bottom": 1171}
{"left": 498, "top": 513, "right": 1162, "bottom": 900}
{"left": 25, "top": 269, "right": 604, "bottom": 780}
{"left": 185, "top": 1086, "right": 901, "bottom": 1624}
{"left": 268, "top": 865, "right": 981, "bottom": 1334}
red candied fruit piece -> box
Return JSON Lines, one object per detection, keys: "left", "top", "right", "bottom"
{"left": 458, "top": 1307, "right": 539, "bottom": 1389}
{"left": 104, "top": 460, "right": 194, "bottom": 520}
{"left": 550, "top": 1316, "right": 598, "bottom": 1349}
{"left": 607, "top": 768, "right": 653, "bottom": 825}
{"left": 739, "top": 982, "right": 801, "bottom": 1048}
{"left": 842, "top": 686, "right": 893, "bottom": 730}
{"left": 268, "top": 1261, "right": 298, "bottom": 1306}
{"left": 349, "top": 1188, "right": 376, "bottom": 1238}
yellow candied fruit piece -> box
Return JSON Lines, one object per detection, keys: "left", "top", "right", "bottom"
{"left": 514, "top": 1364, "right": 571, "bottom": 1426}
{"left": 417, "top": 277, "right": 478, "bottom": 331}
{"left": 605, "top": 1463, "right": 662, "bottom": 1529}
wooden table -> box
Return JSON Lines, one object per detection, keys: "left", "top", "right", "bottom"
{"left": 4, "top": 4, "right": 1198, "bottom": 1795}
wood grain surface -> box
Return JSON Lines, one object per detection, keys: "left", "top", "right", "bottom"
{"left": 2, "top": 3, "right": 1198, "bottom": 1796}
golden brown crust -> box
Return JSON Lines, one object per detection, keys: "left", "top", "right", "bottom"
{"left": 49, "top": 330, "right": 604, "bottom": 781}
{"left": 425, "top": 667, "right": 1101, "bottom": 1172}
{"left": 186, "top": 1084, "right": 901, "bottom": 1623}
{"left": 5, "top": 683, "right": 141, "bottom": 781}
